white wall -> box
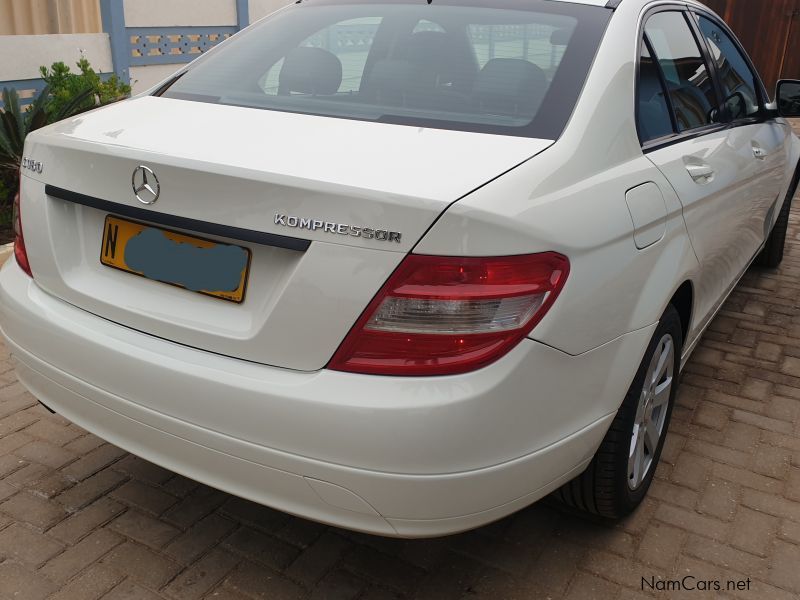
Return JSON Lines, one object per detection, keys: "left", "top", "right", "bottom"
{"left": 124, "top": 0, "right": 237, "bottom": 28}
{"left": 249, "top": 0, "right": 291, "bottom": 23}
{"left": 129, "top": 0, "right": 294, "bottom": 94}
{"left": 0, "top": 33, "right": 112, "bottom": 81}
{"left": 130, "top": 64, "right": 180, "bottom": 94}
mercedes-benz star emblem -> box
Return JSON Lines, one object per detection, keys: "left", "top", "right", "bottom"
{"left": 132, "top": 166, "right": 160, "bottom": 205}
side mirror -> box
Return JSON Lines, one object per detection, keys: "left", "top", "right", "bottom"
{"left": 776, "top": 79, "right": 800, "bottom": 118}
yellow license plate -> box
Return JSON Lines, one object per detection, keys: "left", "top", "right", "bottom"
{"left": 101, "top": 215, "right": 251, "bottom": 303}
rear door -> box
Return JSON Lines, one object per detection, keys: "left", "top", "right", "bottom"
{"left": 692, "top": 12, "right": 790, "bottom": 239}
{"left": 638, "top": 9, "right": 780, "bottom": 333}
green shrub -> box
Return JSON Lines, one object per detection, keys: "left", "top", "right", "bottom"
{"left": 40, "top": 58, "right": 131, "bottom": 120}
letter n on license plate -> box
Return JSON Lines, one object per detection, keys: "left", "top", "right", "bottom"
{"left": 100, "top": 215, "right": 251, "bottom": 303}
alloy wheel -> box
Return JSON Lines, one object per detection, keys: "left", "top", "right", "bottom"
{"left": 628, "top": 333, "right": 674, "bottom": 490}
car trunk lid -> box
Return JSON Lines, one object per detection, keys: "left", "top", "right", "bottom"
{"left": 21, "top": 97, "right": 552, "bottom": 370}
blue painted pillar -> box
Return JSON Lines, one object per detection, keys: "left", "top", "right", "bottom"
{"left": 101, "top": 0, "right": 130, "bottom": 84}
{"left": 236, "top": 0, "right": 250, "bottom": 30}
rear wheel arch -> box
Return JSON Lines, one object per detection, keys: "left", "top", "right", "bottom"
{"left": 669, "top": 280, "right": 693, "bottom": 346}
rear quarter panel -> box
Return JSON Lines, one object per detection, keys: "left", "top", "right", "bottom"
{"left": 415, "top": 0, "right": 701, "bottom": 356}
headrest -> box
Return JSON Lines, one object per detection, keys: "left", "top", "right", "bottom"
{"left": 473, "top": 59, "right": 548, "bottom": 116}
{"left": 474, "top": 59, "right": 547, "bottom": 99}
{"left": 278, "top": 47, "right": 342, "bottom": 95}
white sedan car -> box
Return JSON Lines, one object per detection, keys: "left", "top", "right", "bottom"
{"left": 3, "top": 0, "right": 799, "bottom": 537}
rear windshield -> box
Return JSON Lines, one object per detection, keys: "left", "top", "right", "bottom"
{"left": 161, "top": 0, "right": 611, "bottom": 139}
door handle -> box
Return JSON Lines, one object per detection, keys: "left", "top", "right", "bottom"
{"left": 752, "top": 145, "right": 767, "bottom": 160}
{"left": 685, "top": 163, "right": 715, "bottom": 184}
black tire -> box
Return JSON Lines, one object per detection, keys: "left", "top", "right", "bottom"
{"left": 553, "top": 305, "right": 682, "bottom": 519}
{"left": 755, "top": 165, "right": 799, "bottom": 269}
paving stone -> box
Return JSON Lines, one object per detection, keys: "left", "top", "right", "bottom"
{"left": 164, "top": 513, "right": 237, "bottom": 565}
{"left": 697, "top": 479, "right": 739, "bottom": 521}
{"left": 751, "top": 444, "right": 792, "bottom": 479}
{"left": 63, "top": 433, "right": 105, "bottom": 455}
{"left": 49, "top": 497, "right": 126, "bottom": 544}
{"left": 61, "top": 443, "right": 127, "bottom": 482}
{"left": 103, "top": 580, "right": 165, "bottom": 600}
{"left": 786, "top": 466, "right": 800, "bottom": 502}
{"left": 741, "top": 488, "right": 800, "bottom": 522}
{"left": 310, "top": 569, "right": 368, "bottom": 600}
{"left": 285, "top": 531, "right": 352, "bottom": 585}
{"left": 564, "top": 572, "right": 622, "bottom": 600}
{"left": 112, "top": 454, "right": 173, "bottom": 486}
{"left": 23, "top": 419, "right": 83, "bottom": 447}
{"left": 110, "top": 479, "right": 179, "bottom": 515}
{"left": 728, "top": 506, "right": 779, "bottom": 557}
{"left": 0, "top": 490, "right": 68, "bottom": 529}
{"left": 47, "top": 564, "right": 123, "bottom": 600}
{"left": 343, "top": 545, "right": 426, "bottom": 592}
{"left": 0, "top": 562, "right": 57, "bottom": 600}
{"left": 161, "top": 485, "right": 228, "bottom": 530}
{"left": 100, "top": 541, "right": 182, "bottom": 589}
{"left": 684, "top": 534, "right": 768, "bottom": 578}
{"left": 636, "top": 521, "right": 687, "bottom": 570}
{"left": 56, "top": 468, "right": 127, "bottom": 511}
{"left": 768, "top": 540, "right": 800, "bottom": 594}
{"left": 26, "top": 471, "right": 74, "bottom": 499}
{"left": 712, "top": 461, "right": 784, "bottom": 493}
{"left": 163, "top": 548, "right": 241, "bottom": 600}
{"left": 523, "top": 536, "right": 584, "bottom": 596}
{"left": 653, "top": 504, "right": 729, "bottom": 540}
{"left": 582, "top": 550, "right": 647, "bottom": 590}
{"left": 222, "top": 526, "right": 301, "bottom": 571}
{"left": 40, "top": 528, "right": 123, "bottom": 583}
{"left": 224, "top": 560, "right": 305, "bottom": 600}
{"left": 14, "top": 440, "right": 76, "bottom": 469}
{"left": 670, "top": 452, "right": 713, "bottom": 490}
{"left": 108, "top": 508, "right": 182, "bottom": 549}
{"left": 648, "top": 479, "right": 699, "bottom": 509}
{"left": 778, "top": 519, "right": 800, "bottom": 545}
{"left": 0, "top": 522, "right": 64, "bottom": 565}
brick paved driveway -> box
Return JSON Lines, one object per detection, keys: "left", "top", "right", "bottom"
{"left": 1, "top": 161, "right": 800, "bottom": 600}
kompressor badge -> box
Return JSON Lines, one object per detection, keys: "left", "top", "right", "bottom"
{"left": 274, "top": 214, "right": 402, "bottom": 244}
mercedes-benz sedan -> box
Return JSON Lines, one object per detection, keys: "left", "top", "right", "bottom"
{"left": 3, "top": 0, "right": 799, "bottom": 537}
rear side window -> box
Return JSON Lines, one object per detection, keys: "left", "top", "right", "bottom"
{"left": 637, "top": 42, "right": 674, "bottom": 143}
{"left": 696, "top": 15, "right": 761, "bottom": 120}
{"left": 644, "top": 12, "right": 718, "bottom": 132}
{"left": 161, "top": 0, "right": 611, "bottom": 139}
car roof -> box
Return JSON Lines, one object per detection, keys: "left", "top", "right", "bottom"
{"left": 547, "top": 0, "right": 613, "bottom": 6}
{"left": 550, "top": 0, "right": 715, "bottom": 13}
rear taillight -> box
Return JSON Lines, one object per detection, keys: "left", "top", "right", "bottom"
{"left": 328, "top": 253, "right": 569, "bottom": 376}
{"left": 13, "top": 181, "right": 32, "bottom": 277}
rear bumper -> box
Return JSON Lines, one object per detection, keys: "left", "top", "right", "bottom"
{"left": 0, "top": 259, "right": 653, "bottom": 537}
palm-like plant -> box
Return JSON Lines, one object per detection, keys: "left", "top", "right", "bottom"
{"left": 0, "top": 85, "right": 94, "bottom": 204}
{"left": 0, "top": 88, "right": 39, "bottom": 175}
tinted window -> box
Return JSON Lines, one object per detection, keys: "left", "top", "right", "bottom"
{"left": 697, "top": 16, "right": 760, "bottom": 120}
{"left": 638, "top": 41, "right": 674, "bottom": 143}
{"left": 645, "top": 12, "right": 718, "bottom": 132}
{"left": 468, "top": 22, "right": 570, "bottom": 75}
{"left": 161, "top": 0, "right": 611, "bottom": 139}
{"left": 260, "top": 17, "right": 383, "bottom": 95}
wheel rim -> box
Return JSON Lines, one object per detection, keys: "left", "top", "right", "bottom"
{"left": 628, "top": 334, "right": 675, "bottom": 490}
